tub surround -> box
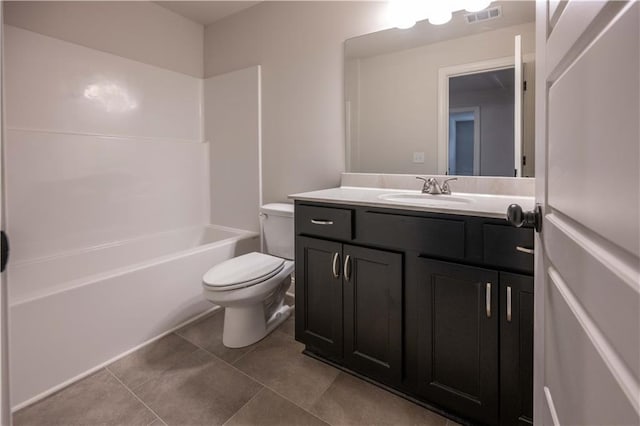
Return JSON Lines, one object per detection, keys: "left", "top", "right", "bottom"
{"left": 4, "top": 26, "right": 207, "bottom": 263}
{"left": 205, "top": 66, "right": 262, "bottom": 233}
{"left": 4, "top": 26, "right": 260, "bottom": 410}
{"left": 10, "top": 227, "right": 258, "bottom": 410}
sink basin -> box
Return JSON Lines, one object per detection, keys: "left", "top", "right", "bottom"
{"left": 378, "top": 193, "right": 474, "bottom": 206}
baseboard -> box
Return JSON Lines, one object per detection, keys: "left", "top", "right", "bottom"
{"left": 11, "top": 305, "right": 221, "bottom": 412}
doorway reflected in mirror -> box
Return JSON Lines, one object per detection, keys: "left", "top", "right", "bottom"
{"left": 449, "top": 68, "right": 514, "bottom": 177}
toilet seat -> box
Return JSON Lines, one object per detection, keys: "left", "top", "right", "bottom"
{"left": 203, "top": 252, "right": 285, "bottom": 291}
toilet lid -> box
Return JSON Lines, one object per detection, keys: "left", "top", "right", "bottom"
{"left": 203, "top": 252, "right": 285, "bottom": 289}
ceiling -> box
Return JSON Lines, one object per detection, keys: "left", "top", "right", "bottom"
{"left": 155, "top": 1, "right": 261, "bottom": 26}
{"left": 449, "top": 68, "right": 515, "bottom": 93}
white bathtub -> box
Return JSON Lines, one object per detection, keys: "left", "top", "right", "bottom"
{"left": 8, "top": 225, "right": 259, "bottom": 409}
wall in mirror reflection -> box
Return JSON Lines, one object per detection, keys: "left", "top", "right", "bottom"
{"left": 345, "top": 19, "right": 535, "bottom": 177}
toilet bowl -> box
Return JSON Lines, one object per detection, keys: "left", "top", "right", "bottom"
{"left": 202, "top": 203, "right": 294, "bottom": 348}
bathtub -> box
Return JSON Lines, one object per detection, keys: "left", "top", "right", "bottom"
{"left": 8, "top": 225, "right": 259, "bottom": 410}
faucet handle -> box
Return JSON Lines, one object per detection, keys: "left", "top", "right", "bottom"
{"left": 441, "top": 177, "right": 457, "bottom": 194}
{"left": 416, "top": 176, "right": 429, "bottom": 193}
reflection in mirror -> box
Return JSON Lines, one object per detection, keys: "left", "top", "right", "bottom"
{"left": 449, "top": 68, "right": 515, "bottom": 176}
{"left": 345, "top": 1, "right": 535, "bottom": 177}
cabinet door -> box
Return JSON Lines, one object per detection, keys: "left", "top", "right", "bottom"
{"left": 414, "top": 258, "right": 499, "bottom": 425}
{"left": 500, "top": 273, "right": 533, "bottom": 426}
{"left": 295, "top": 236, "right": 343, "bottom": 360}
{"left": 343, "top": 245, "right": 402, "bottom": 385}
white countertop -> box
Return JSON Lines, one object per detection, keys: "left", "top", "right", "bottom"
{"left": 289, "top": 186, "right": 536, "bottom": 219}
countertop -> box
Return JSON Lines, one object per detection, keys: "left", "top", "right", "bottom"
{"left": 289, "top": 186, "right": 536, "bottom": 219}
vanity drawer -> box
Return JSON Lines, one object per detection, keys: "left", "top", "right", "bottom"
{"left": 358, "top": 211, "right": 465, "bottom": 259}
{"left": 296, "top": 204, "right": 353, "bottom": 240}
{"left": 483, "top": 224, "right": 534, "bottom": 273}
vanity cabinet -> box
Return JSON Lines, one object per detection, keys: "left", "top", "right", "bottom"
{"left": 499, "top": 273, "right": 534, "bottom": 426}
{"left": 295, "top": 237, "right": 343, "bottom": 360}
{"left": 343, "top": 244, "right": 402, "bottom": 385}
{"left": 412, "top": 258, "right": 500, "bottom": 425}
{"left": 294, "top": 201, "right": 534, "bottom": 426}
{"left": 295, "top": 234, "right": 403, "bottom": 385}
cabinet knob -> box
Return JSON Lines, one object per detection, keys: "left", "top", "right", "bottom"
{"left": 506, "top": 204, "right": 542, "bottom": 232}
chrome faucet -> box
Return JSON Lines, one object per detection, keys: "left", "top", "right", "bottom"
{"left": 416, "top": 177, "right": 457, "bottom": 195}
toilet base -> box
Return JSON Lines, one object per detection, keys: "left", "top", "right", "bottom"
{"left": 222, "top": 303, "right": 293, "bottom": 348}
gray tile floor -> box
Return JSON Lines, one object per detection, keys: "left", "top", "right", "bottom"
{"left": 14, "top": 304, "right": 460, "bottom": 426}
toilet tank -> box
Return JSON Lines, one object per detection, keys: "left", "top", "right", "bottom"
{"left": 260, "top": 203, "right": 294, "bottom": 260}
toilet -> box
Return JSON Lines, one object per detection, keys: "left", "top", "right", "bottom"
{"left": 202, "top": 203, "right": 294, "bottom": 348}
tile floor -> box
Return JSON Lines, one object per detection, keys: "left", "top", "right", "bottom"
{"left": 14, "top": 304, "right": 460, "bottom": 426}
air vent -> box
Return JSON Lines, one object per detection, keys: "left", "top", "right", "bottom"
{"left": 465, "top": 6, "right": 502, "bottom": 24}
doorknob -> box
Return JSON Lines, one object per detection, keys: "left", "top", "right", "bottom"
{"left": 506, "top": 204, "right": 542, "bottom": 232}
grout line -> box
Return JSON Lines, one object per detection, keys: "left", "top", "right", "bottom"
{"left": 195, "top": 331, "right": 336, "bottom": 425}
{"left": 105, "top": 368, "right": 168, "bottom": 426}
{"left": 220, "top": 387, "right": 266, "bottom": 426}
{"left": 228, "top": 344, "right": 259, "bottom": 366}
{"left": 177, "top": 318, "right": 333, "bottom": 424}
{"left": 106, "top": 332, "right": 201, "bottom": 394}
{"left": 121, "top": 307, "right": 329, "bottom": 425}
{"left": 147, "top": 417, "right": 164, "bottom": 426}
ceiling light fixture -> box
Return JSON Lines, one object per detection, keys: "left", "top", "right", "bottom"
{"left": 464, "top": 0, "right": 492, "bottom": 13}
{"left": 387, "top": 0, "right": 493, "bottom": 29}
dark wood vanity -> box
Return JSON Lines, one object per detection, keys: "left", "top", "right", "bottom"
{"left": 294, "top": 200, "right": 534, "bottom": 426}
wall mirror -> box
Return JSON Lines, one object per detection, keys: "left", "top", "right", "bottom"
{"left": 344, "top": 1, "right": 536, "bottom": 177}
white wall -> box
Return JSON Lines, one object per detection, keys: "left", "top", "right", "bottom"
{"left": 3, "top": 1, "right": 204, "bottom": 78}
{"left": 450, "top": 86, "right": 515, "bottom": 176}
{"left": 349, "top": 22, "right": 535, "bottom": 175}
{"left": 205, "top": 66, "right": 262, "bottom": 232}
{"left": 204, "top": 1, "right": 389, "bottom": 203}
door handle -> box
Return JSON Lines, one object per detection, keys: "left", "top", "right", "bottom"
{"left": 506, "top": 286, "right": 512, "bottom": 322}
{"left": 1, "top": 231, "right": 8, "bottom": 273}
{"left": 331, "top": 252, "right": 340, "bottom": 279}
{"left": 344, "top": 255, "right": 351, "bottom": 281}
{"left": 486, "top": 282, "right": 492, "bottom": 318}
{"left": 506, "top": 204, "right": 542, "bottom": 232}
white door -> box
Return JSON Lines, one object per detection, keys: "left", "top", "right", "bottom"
{"left": 0, "top": 4, "right": 11, "bottom": 424}
{"left": 534, "top": 1, "right": 639, "bottom": 424}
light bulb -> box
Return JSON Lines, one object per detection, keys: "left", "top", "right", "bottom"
{"left": 429, "top": 10, "right": 452, "bottom": 25}
{"left": 396, "top": 19, "right": 417, "bottom": 29}
{"left": 387, "top": 0, "right": 419, "bottom": 29}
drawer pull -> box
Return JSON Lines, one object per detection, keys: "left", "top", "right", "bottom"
{"left": 486, "top": 283, "right": 492, "bottom": 318}
{"left": 516, "top": 245, "right": 534, "bottom": 255}
{"left": 331, "top": 252, "right": 340, "bottom": 279}
{"left": 311, "top": 219, "right": 334, "bottom": 225}
{"left": 344, "top": 255, "right": 351, "bottom": 281}
{"left": 506, "top": 286, "right": 512, "bottom": 322}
